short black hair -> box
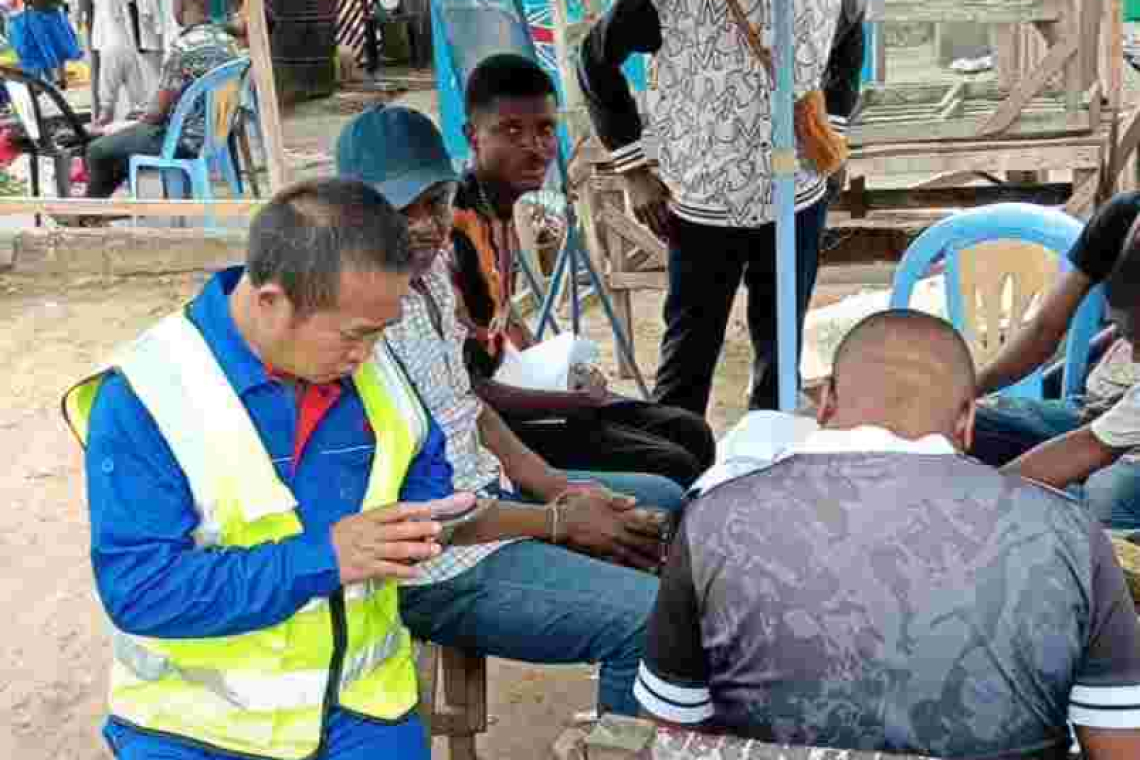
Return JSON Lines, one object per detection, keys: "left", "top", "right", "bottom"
{"left": 1105, "top": 215, "right": 1140, "bottom": 311}
{"left": 246, "top": 178, "right": 411, "bottom": 316}
{"left": 833, "top": 308, "right": 976, "bottom": 401}
{"left": 464, "top": 53, "right": 557, "bottom": 119}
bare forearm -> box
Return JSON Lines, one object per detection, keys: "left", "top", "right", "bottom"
{"left": 477, "top": 405, "right": 568, "bottom": 501}
{"left": 449, "top": 499, "right": 553, "bottom": 545}
{"left": 1003, "top": 427, "right": 1121, "bottom": 488}
{"left": 473, "top": 377, "right": 599, "bottom": 420}
{"left": 977, "top": 330, "right": 1063, "bottom": 395}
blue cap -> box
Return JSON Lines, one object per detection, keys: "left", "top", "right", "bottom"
{"left": 335, "top": 106, "right": 459, "bottom": 210}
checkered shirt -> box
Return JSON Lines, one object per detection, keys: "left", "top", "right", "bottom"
{"left": 384, "top": 255, "right": 520, "bottom": 586}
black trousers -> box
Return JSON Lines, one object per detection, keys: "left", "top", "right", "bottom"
{"left": 654, "top": 200, "right": 828, "bottom": 416}
{"left": 502, "top": 399, "right": 716, "bottom": 489}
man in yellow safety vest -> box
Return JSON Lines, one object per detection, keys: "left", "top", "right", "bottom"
{"left": 64, "top": 178, "right": 473, "bottom": 760}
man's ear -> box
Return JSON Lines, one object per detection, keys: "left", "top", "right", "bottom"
{"left": 463, "top": 121, "right": 477, "bottom": 152}
{"left": 955, "top": 398, "right": 977, "bottom": 454}
{"left": 253, "top": 282, "right": 294, "bottom": 326}
{"left": 817, "top": 377, "right": 838, "bottom": 426}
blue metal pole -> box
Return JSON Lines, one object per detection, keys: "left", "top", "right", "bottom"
{"left": 773, "top": 0, "right": 798, "bottom": 413}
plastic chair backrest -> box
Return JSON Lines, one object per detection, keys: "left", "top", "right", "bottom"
{"left": 953, "top": 239, "right": 1058, "bottom": 368}
{"left": 888, "top": 203, "right": 1106, "bottom": 400}
{"left": 0, "top": 64, "right": 90, "bottom": 150}
{"left": 159, "top": 57, "right": 251, "bottom": 160}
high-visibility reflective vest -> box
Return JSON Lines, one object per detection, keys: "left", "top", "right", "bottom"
{"left": 63, "top": 312, "right": 428, "bottom": 760}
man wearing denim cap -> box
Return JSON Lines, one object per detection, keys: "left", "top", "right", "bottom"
{"left": 336, "top": 105, "right": 688, "bottom": 717}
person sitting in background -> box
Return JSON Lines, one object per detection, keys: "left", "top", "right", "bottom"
{"left": 65, "top": 0, "right": 237, "bottom": 225}
{"left": 971, "top": 192, "right": 1140, "bottom": 529}
{"left": 639, "top": 309, "right": 1140, "bottom": 759}
{"left": 336, "top": 104, "right": 686, "bottom": 717}
{"left": 1006, "top": 231, "right": 1140, "bottom": 521}
{"left": 450, "top": 53, "right": 715, "bottom": 489}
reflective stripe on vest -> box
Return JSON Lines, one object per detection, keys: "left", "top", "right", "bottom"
{"left": 63, "top": 312, "right": 428, "bottom": 760}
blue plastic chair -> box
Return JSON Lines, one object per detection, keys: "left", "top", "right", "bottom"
{"left": 128, "top": 57, "right": 251, "bottom": 214}
{"left": 888, "top": 203, "right": 1106, "bottom": 400}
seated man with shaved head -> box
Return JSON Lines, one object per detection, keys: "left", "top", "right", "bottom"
{"left": 637, "top": 310, "right": 1140, "bottom": 759}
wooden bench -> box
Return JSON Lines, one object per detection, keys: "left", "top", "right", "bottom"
{"left": 416, "top": 642, "right": 488, "bottom": 760}
{"left": 553, "top": 715, "right": 942, "bottom": 759}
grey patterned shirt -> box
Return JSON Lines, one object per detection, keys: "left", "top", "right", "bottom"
{"left": 156, "top": 23, "right": 240, "bottom": 152}
{"left": 638, "top": 428, "right": 1140, "bottom": 758}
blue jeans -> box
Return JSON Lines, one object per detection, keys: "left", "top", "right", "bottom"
{"left": 973, "top": 397, "right": 1140, "bottom": 530}
{"left": 399, "top": 470, "right": 685, "bottom": 716}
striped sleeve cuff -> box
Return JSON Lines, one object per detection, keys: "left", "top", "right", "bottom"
{"left": 1069, "top": 684, "right": 1140, "bottom": 728}
{"left": 610, "top": 141, "right": 650, "bottom": 174}
{"left": 634, "top": 662, "right": 714, "bottom": 725}
{"left": 828, "top": 114, "right": 848, "bottom": 136}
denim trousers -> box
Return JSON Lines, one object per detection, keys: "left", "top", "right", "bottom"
{"left": 399, "top": 469, "right": 686, "bottom": 716}
{"left": 654, "top": 200, "right": 828, "bottom": 416}
{"left": 972, "top": 397, "right": 1140, "bottom": 530}
{"left": 84, "top": 122, "right": 191, "bottom": 198}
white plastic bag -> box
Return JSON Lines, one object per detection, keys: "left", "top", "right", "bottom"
{"left": 492, "top": 332, "right": 600, "bottom": 392}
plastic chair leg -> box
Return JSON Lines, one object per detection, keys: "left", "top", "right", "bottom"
{"left": 190, "top": 162, "right": 217, "bottom": 229}
{"left": 159, "top": 167, "right": 191, "bottom": 228}
{"left": 29, "top": 154, "right": 41, "bottom": 227}
{"left": 161, "top": 167, "right": 189, "bottom": 200}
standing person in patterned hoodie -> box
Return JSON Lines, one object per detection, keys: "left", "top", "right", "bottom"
{"left": 579, "top": 0, "right": 843, "bottom": 416}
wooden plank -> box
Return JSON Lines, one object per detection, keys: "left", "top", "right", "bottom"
{"left": 878, "top": 0, "right": 1058, "bottom": 23}
{"left": 851, "top": 103, "right": 1093, "bottom": 145}
{"left": 570, "top": 716, "right": 944, "bottom": 760}
{"left": 246, "top": 0, "right": 289, "bottom": 191}
{"left": 849, "top": 141, "right": 1103, "bottom": 175}
{"left": 977, "top": 34, "right": 1079, "bottom": 135}
{"left": 1066, "top": 166, "right": 1102, "bottom": 216}
{"left": 0, "top": 198, "right": 262, "bottom": 217}
{"left": 1109, "top": 0, "right": 1124, "bottom": 109}
{"left": 1081, "top": 0, "right": 1105, "bottom": 95}
{"left": 610, "top": 271, "right": 668, "bottom": 290}
{"left": 912, "top": 170, "right": 1006, "bottom": 188}
{"left": 598, "top": 204, "right": 667, "bottom": 263}
{"left": 831, "top": 182, "right": 1074, "bottom": 213}
{"left": 1106, "top": 107, "right": 1140, "bottom": 189}
{"left": 414, "top": 643, "right": 438, "bottom": 739}
{"left": 851, "top": 131, "right": 1106, "bottom": 157}
{"left": 934, "top": 80, "right": 966, "bottom": 113}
